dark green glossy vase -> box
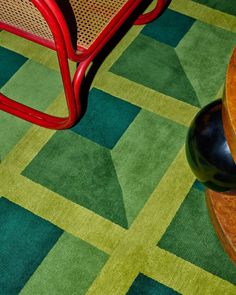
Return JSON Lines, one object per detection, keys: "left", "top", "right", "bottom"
{"left": 186, "top": 99, "right": 236, "bottom": 192}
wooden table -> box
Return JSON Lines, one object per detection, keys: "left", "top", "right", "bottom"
{"left": 206, "top": 48, "right": 236, "bottom": 264}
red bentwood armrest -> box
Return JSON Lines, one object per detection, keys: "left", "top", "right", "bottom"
{"left": 0, "top": 0, "right": 170, "bottom": 129}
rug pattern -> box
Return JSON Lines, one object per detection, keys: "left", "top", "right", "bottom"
{"left": 0, "top": 0, "right": 236, "bottom": 294}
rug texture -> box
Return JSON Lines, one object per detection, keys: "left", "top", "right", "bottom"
{"left": 1, "top": 0, "right": 236, "bottom": 294}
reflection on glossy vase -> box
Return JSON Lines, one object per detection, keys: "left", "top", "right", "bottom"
{"left": 186, "top": 99, "right": 236, "bottom": 192}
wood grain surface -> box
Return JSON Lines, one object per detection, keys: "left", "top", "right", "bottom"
{"left": 222, "top": 48, "right": 236, "bottom": 162}
{"left": 206, "top": 48, "right": 236, "bottom": 265}
{"left": 206, "top": 189, "right": 236, "bottom": 264}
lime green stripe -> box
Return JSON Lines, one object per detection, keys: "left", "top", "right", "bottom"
{"left": 127, "top": 146, "right": 195, "bottom": 243}
{"left": 0, "top": 171, "right": 125, "bottom": 254}
{"left": 170, "top": 0, "right": 236, "bottom": 32}
{"left": 86, "top": 144, "right": 236, "bottom": 294}
{"left": 0, "top": 31, "right": 76, "bottom": 75}
{"left": 85, "top": 148, "right": 196, "bottom": 294}
{"left": 143, "top": 247, "right": 236, "bottom": 295}
{"left": 0, "top": 31, "right": 59, "bottom": 71}
{"left": 94, "top": 71, "right": 199, "bottom": 127}
{"left": 0, "top": 92, "right": 68, "bottom": 172}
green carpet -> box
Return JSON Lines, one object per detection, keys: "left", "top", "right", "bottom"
{"left": 1, "top": 0, "right": 236, "bottom": 294}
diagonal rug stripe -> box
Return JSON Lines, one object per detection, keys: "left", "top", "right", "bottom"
{"left": 0, "top": 171, "right": 125, "bottom": 255}
{"left": 143, "top": 247, "right": 236, "bottom": 295}
{"left": 170, "top": 0, "right": 236, "bottom": 32}
{"left": 94, "top": 71, "right": 199, "bottom": 127}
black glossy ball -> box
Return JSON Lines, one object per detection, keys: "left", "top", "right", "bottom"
{"left": 186, "top": 99, "right": 236, "bottom": 192}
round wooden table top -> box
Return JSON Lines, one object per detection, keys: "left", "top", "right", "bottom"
{"left": 206, "top": 189, "right": 236, "bottom": 264}
{"left": 206, "top": 48, "right": 236, "bottom": 265}
{"left": 223, "top": 47, "right": 236, "bottom": 162}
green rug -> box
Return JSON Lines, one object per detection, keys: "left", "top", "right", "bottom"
{"left": 1, "top": 0, "right": 236, "bottom": 294}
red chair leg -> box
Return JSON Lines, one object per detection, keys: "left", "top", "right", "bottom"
{"left": 0, "top": 56, "right": 91, "bottom": 130}
{"left": 134, "top": 0, "right": 170, "bottom": 25}
{"left": 73, "top": 58, "right": 92, "bottom": 113}
{"left": 0, "top": 93, "right": 75, "bottom": 129}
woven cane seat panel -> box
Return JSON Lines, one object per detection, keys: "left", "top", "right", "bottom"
{"left": 0, "top": 0, "right": 132, "bottom": 50}
{"left": 0, "top": 0, "right": 53, "bottom": 41}
{"left": 69, "top": 0, "right": 129, "bottom": 49}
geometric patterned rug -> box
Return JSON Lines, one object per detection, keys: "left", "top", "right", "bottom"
{"left": 1, "top": 0, "right": 236, "bottom": 294}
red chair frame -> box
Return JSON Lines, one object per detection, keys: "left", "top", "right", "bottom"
{"left": 0, "top": 0, "right": 170, "bottom": 129}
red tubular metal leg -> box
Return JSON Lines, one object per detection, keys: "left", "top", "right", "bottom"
{"left": 0, "top": 65, "right": 79, "bottom": 129}
{"left": 73, "top": 59, "right": 92, "bottom": 114}
{"left": 0, "top": 93, "right": 71, "bottom": 128}
{"left": 0, "top": 53, "right": 91, "bottom": 129}
{"left": 134, "top": 0, "right": 170, "bottom": 25}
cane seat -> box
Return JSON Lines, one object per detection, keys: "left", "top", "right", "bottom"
{"left": 70, "top": 0, "right": 131, "bottom": 50}
{"left": 0, "top": 0, "right": 53, "bottom": 42}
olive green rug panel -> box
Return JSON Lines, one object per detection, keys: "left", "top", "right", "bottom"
{"left": 110, "top": 33, "right": 199, "bottom": 107}
{"left": 176, "top": 20, "right": 236, "bottom": 106}
{"left": 21, "top": 233, "right": 108, "bottom": 295}
{"left": 0, "top": 59, "right": 62, "bottom": 160}
{"left": 1, "top": 60, "right": 62, "bottom": 108}
{"left": 22, "top": 129, "right": 129, "bottom": 229}
{"left": 111, "top": 109, "right": 187, "bottom": 226}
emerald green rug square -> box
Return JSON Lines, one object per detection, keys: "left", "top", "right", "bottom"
{"left": 0, "top": 197, "right": 63, "bottom": 294}
{"left": 72, "top": 88, "right": 140, "bottom": 149}
{"left": 142, "top": 9, "right": 195, "bottom": 47}
{"left": 127, "top": 273, "right": 180, "bottom": 295}
{"left": 21, "top": 233, "right": 108, "bottom": 295}
{"left": 0, "top": 46, "right": 27, "bottom": 88}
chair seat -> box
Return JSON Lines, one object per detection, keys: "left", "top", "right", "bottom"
{"left": 1, "top": 0, "right": 136, "bottom": 51}
{"left": 70, "top": 0, "right": 130, "bottom": 50}
{"left": 0, "top": 0, "right": 53, "bottom": 42}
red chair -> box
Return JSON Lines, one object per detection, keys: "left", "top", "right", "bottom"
{"left": 0, "top": 0, "right": 170, "bottom": 129}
